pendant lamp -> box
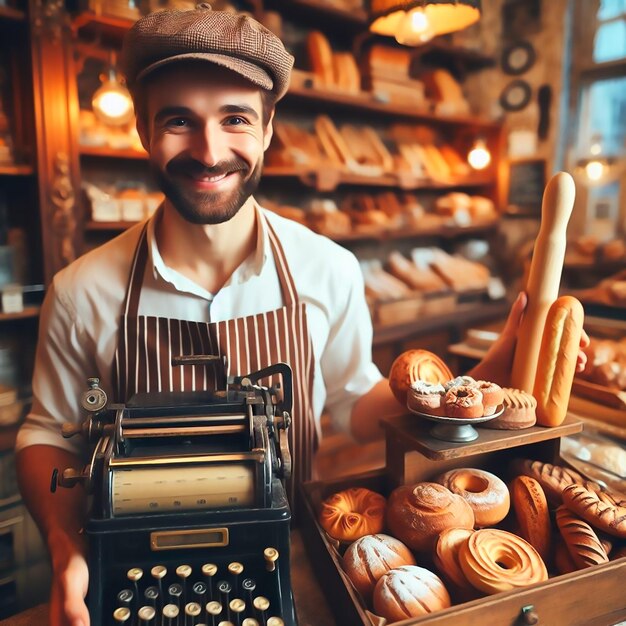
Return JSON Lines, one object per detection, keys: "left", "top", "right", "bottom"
{"left": 370, "top": 0, "right": 481, "bottom": 45}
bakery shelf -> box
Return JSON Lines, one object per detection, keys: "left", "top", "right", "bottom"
{"left": 79, "top": 146, "right": 147, "bottom": 160}
{"left": 0, "top": 306, "right": 40, "bottom": 322}
{"left": 84, "top": 220, "right": 138, "bottom": 231}
{"left": 265, "top": 0, "right": 367, "bottom": 30}
{"left": 0, "top": 165, "right": 34, "bottom": 176}
{"left": 71, "top": 12, "right": 136, "bottom": 40}
{"left": 372, "top": 299, "right": 510, "bottom": 347}
{"left": 0, "top": 6, "right": 26, "bottom": 21}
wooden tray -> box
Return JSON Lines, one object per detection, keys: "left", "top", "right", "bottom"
{"left": 572, "top": 378, "right": 626, "bottom": 410}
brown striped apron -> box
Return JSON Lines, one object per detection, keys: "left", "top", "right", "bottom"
{"left": 112, "top": 213, "right": 316, "bottom": 507}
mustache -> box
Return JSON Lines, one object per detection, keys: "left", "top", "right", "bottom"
{"left": 166, "top": 156, "right": 250, "bottom": 178}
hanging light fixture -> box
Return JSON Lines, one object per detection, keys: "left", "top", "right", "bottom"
{"left": 576, "top": 135, "right": 614, "bottom": 184}
{"left": 467, "top": 137, "right": 491, "bottom": 170}
{"left": 370, "top": 0, "right": 481, "bottom": 46}
{"left": 92, "top": 52, "right": 134, "bottom": 127}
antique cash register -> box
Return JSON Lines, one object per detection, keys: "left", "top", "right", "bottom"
{"left": 52, "top": 356, "right": 296, "bottom": 626}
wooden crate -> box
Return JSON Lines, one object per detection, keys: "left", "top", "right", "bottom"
{"left": 300, "top": 415, "right": 626, "bottom": 626}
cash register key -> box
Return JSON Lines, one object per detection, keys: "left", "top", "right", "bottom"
{"left": 217, "top": 580, "right": 232, "bottom": 613}
{"left": 151, "top": 565, "right": 167, "bottom": 580}
{"left": 137, "top": 605, "right": 156, "bottom": 625}
{"left": 202, "top": 563, "right": 218, "bottom": 601}
{"left": 227, "top": 562, "right": 244, "bottom": 595}
{"left": 263, "top": 548, "right": 279, "bottom": 572}
{"left": 241, "top": 579, "right": 256, "bottom": 608}
{"left": 229, "top": 598, "right": 245, "bottom": 626}
{"left": 144, "top": 585, "right": 159, "bottom": 608}
{"left": 162, "top": 603, "right": 179, "bottom": 626}
{"left": 193, "top": 581, "right": 208, "bottom": 604}
{"left": 242, "top": 619, "right": 259, "bottom": 626}
{"left": 113, "top": 607, "right": 131, "bottom": 623}
{"left": 266, "top": 619, "right": 284, "bottom": 626}
{"left": 252, "top": 597, "right": 269, "bottom": 626}
{"left": 206, "top": 600, "right": 222, "bottom": 616}
{"left": 169, "top": 583, "right": 183, "bottom": 607}
{"left": 217, "top": 622, "right": 235, "bottom": 626}
{"left": 117, "top": 589, "right": 134, "bottom": 607}
{"left": 186, "top": 601, "right": 202, "bottom": 618}
{"left": 127, "top": 568, "right": 144, "bottom": 583}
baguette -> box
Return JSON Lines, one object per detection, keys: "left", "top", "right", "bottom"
{"left": 555, "top": 505, "right": 609, "bottom": 569}
{"left": 510, "top": 476, "right": 551, "bottom": 562}
{"left": 562, "top": 484, "right": 626, "bottom": 539}
{"left": 533, "top": 296, "right": 584, "bottom": 427}
{"left": 307, "top": 31, "right": 334, "bottom": 86}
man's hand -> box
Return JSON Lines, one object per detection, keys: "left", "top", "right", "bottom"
{"left": 48, "top": 529, "right": 90, "bottom": 626}
{"left": 468, "top": 292, "right": 590, "bottom": 387}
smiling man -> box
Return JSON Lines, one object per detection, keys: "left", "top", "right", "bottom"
{"left": 14, "top": 5, "right": 573, "bottom": 626}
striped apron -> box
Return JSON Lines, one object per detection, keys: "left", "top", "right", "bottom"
{"left": 112, "top": 213, "right": 316, "bottom": 507}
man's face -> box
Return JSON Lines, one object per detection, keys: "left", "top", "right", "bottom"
{"left": 138, "top": 63, "right": 273, "bottom": 225}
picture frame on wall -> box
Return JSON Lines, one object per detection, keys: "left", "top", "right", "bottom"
{"left": 506, "top": 158, "right": 548, "bottom": 216}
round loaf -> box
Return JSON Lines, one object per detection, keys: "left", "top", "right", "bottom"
{"left": 319, "top": 488, "right": 386, "bottom": 543}
{"left": 373, "top": 565, "right": 451, "bottom": 622}
{"left": 386, "top": 482, "right": 474, "bottom": 552}
{"left": 434, "top": 468, "right": 510, "bottom": 527}
{"left": 561, "top": 483, "right": 626, "bottom": 539}
{"left": 510, "top": 476, "right": 551, "bottom": 562}
{"left": 343, "top": 534, "right": 416, "bottom": 601}
{"left": 388, "top": 350, "right": 453, "bottom": 405}
{"left": 484, "top": 388, "right": 536, "bottom": 430}
{"left": 555, "top": 505, "right": 609, "bottom": 568}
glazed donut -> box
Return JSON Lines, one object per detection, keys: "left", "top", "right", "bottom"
{"left": 407, "top": 380, "right": 446, "bottom": 416}
{"left": 388, "top": 350, "right": 453, "bottom": 405}
{"left": 458, "top": 529, "right": 548, "bottom": 594}
{"left": 342, "top": 534, "right": 416, "bottom": 601}
{"left": 433, "top": 528, "right": 476, "bottom": 596}
{"left": 319, "top": 488, "right": 386, "bottom": 542}
{"left": 443, "top": 375, "right": 477, "bottom": 391}
{"left": 434, "top": 468, "right": 510, "bottom": 527}
{"left": 474, "top": 381, "right": 504, "bottom": 415}
{"left": 444, "top": 385, "right": 484, "bottom": 418}
{"left": 373, "top": 565, "right": 451, "bottom": 622}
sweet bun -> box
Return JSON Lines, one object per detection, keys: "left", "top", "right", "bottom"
{"left": 434, "top": 468, "right": 510, "bottom": 527}
{"left": 389, "top": 350, "right": 453, "bottom": 405}
{"left": 343, "top": 534, "right": 416, "bottom": 601}
{"left": 387, "top": 482, "right": 474, "bottom": 552}
{"left": 444, "top": 385, "right": 484, "bottom": 419}
{"left": 319, "top": 488, "right": 386, "bottom": 543}
{"left": 373, "top": 565, "right": 451, "bottom": 622}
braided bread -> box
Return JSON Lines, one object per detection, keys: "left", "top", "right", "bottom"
{"left": 562, "top": 484, "right": 626, "bottom": 539}
{"left": 555, "top": 506, "right": 609, "bottom": 569}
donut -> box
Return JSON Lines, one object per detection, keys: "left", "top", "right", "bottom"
{"left": 474, "top": 381, "right": 504, "bottom": 415}
{"left": 373, "top": 565, "right": 451, "bottom": 622}
{"left": 433, "top": 528, "right": 477, "bottom": 596}
{"left": 458, "top": 529, "right": 548, "bottom": 594}
{"left": 443, "top": 375, "right": 477, "bottom": 391}
{"left": 388, "top": 350, "right": 453, "bottom": 405}
{"left": 444, "top": 385, "right": 484, "bottom": 418}
{"left": 407, "top": 380, "right": 446, "bottom": 416}
{"left": 386, "top": 482, "right": 474, "bottom": 552}
{"left": 319, "top": 488, "right": 386, "bottom": 543}
{"left": 434, "top": 468, "right": 510, "bottom": 527}
{"left": 342, "top": 534, "right": 416, "bottom": 601}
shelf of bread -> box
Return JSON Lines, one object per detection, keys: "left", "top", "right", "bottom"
{"left": 268, "top": 0, "right": 367, "bottom": 26}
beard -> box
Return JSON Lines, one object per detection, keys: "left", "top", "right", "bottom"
{"left": 152, "top": 154, "right": 263, "bottom": 225}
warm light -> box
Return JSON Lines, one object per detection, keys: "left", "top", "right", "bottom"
{"left": 585, "top": 159, "right": 604, "bottom": 181}
{"left": 590, "top": 142, "right": 602, "bottom": 156}
{"left": 468, "top": 139, "right": 491, "bottom": 170}
{"left": 92, "top": 74, "right": 134, "bottom": 126}
{"left": 396, "top": 8, "right": 434, "bottom": 44}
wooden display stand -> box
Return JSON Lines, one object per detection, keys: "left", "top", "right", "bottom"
{"left": 300, "top": 412, "right": 626, "bottom": 626}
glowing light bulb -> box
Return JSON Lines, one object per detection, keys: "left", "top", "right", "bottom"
{"left": 395, "top": 8, "right": 434, "bottom": 45}
{"left": 467, "top": 139, "right": 491, "bottom": 170}
{"left": 590, "top": 142, "right": 602, "bottom": 156}
{"left": 92, "top": 77, "right": 134, "bottom": 126}
{"left": 585, "top": 159, "right": 604, "bottom": 181}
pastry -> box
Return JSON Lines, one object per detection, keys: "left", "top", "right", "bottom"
{"left": 474, "top": 381, "right": 504, "bottom": 416}
{"left": 555, "top": 505, "right": 609, "bottom": 569}
{"left": 386, "top": 482, "right": 474, "bottom": 552}
{"left": 443, "top": 375, "right": 477, "bottom": 391}
{"left": 433, "top": 528, "right": 477, "bottom": 597}
{"left": 458, "top": 529, "right": 548, "bottom": 594}
{"left": 444, "top": 385, "right": 484, "bottom": 419}
{"left": 435, "top": 468, "right": 510, "bottom": 528}
{"left": 373, "top": 565, "right": 451, "bottom": 622}
{"left": 342, "top": 534, "right": 416, "bottom": 601}
{"left": 388, "top": 350, "right": 453, "bottom": 405}
{"left": 533, "top": 296, "right": 584, "bottom": 427}
{"left": 510, "top": 476, "right": 551, "bottom": 562}
{"left": 561, "top": 484, "right": 626, "bottom": 539}
{"left": 484, "top": 388, "right": 536, "bottom": 430}
{"left": 319, "top": 488, "right": 386, "bottom": 543}
{"left": 407, "top": 380, "right": 446, "bottom": 416}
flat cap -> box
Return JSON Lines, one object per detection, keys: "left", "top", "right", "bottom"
{"left": 121, "top": 3, "right": 294, "bottom": 100}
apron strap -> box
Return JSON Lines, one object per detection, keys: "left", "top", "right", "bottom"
{"left": 264, "top": 214, "right": 299, "bottom": 308}
{"left": 122, "top": 224, "right": 150, "bottom": 319}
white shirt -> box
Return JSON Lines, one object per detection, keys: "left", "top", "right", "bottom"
{"left": 16, "top": 204, "right": 382, "bottom": 456}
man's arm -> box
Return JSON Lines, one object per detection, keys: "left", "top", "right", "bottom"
{"left": 17, "top": 445, "right": 90, "bottom": 626}
{"left": 349, "top": 378, "right": 404, "bottom": 443}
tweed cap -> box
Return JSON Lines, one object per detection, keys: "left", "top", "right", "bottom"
{"left": 121, "top": 3, "right": 294, "bottom": 100}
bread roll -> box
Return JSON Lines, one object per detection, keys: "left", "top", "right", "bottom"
{"left": 510, "top": 476, "right": 551, "bottom": 562}
{"left": 533, "top": 296, "right": 584, "bottom": 427}
{"left": 307, "top": 31, "right": 334, "bottom": 86}
{"left": 388, "top": 350, "right": 453, "bottom": 405}
{"left": 343, "top": 534, "right": 416, "bottom": 601}
{"left": 373, "top": 565, "right": 451, "bottom": 622}
{"left": 555, "top": 505, "right": 609, "bottom": 569}
{"left": 386, "top": 482, "right": 474, "bottom": 552}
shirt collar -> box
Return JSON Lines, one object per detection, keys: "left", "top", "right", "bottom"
{"left": 145, "top": 200, "right": 270, "bottom": 296}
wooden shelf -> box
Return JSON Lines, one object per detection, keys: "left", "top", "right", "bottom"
{"left": 0, "top": 164, "right": 34, "bottom": 176}
{"left": 79, "top": 145, "right": 147, "bottom": 160}
{"left": 85, "top": 220, "right": 137, "bottom": 231}
{"left": 265, "top": 0, "right": 367, "bottom": 29}
{"left": 373, "top": 299, "right": 510, "bottom": 346}
{"left": 71, "top": 11, "right": 136, "bottom": 40}
{"left": 0, "top": 306, "right": 40, "bottom": 322}
{"left": 0, "top": 5, "right": 26, "bottom": 21}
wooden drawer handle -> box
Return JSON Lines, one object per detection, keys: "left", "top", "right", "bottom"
{"left": 520, "top": 605, "right": 539, "bottom": 625}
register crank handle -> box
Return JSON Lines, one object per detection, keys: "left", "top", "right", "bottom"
{"left": 50, "top": 466, "right": 92, "bottom": 493}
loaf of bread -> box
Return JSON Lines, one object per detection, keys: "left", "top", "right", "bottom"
{"left": 533, "top": 296, "right": 585, "bottom": 427}
{"left": 555, "top": 505, "right": 609, "bottom": 569}
{"left": 343, "top": 534, "right": 416, "bottom": 601}
{"left": 561, "top": 484, "right": 626, "bottom": 538}
{"left": 307, "top": 31, "right": 334, "bottom": 86}
{"left": 386, "top": 482, "right": 474, "bottom": 552}
{"left": 510, "top": 476, "right": 551, "bottom": 562}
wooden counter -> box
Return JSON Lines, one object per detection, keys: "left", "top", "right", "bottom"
{"left": 0, "top": 529, "right": 338, "bottom": 626}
